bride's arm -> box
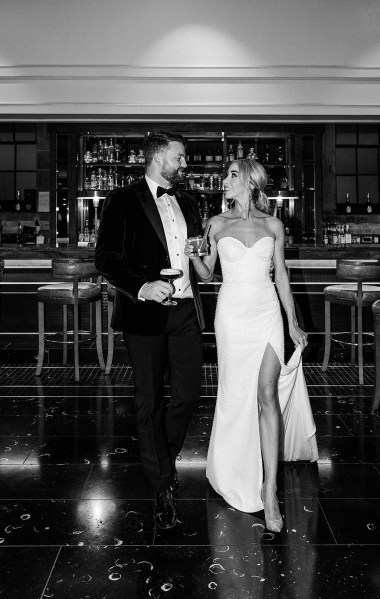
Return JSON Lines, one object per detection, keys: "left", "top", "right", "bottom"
{"left": 184, "top": 217, "right": 219, "bottom": 282}
{"left": 272, "top": 220, "right": 308, "bottom": 350}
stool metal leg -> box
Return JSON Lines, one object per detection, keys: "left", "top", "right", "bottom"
{"left": 73, "top": 302, "right": 80, "bottom": 383}
{"left": 105, "top": 300, "right": 114, "bottom": 375}
{"left": 358, "top": 282, "right": 364, "bottom": 385}
{"left": 62, "top": 304, "right": 68, "bottom": 365}
{"left": 350, "top": 306, "right": 356, "bottom": 366}
{"left": 95, "top": 299, "right": 105, "bottom": 371}
{"left": 322, "top": 300, "right": 331, "bottom": 372}
{"left": 36, "top": 301, "right": 45, "bottom": 376}
{"left": 372, "top": 311, "right": 380, "bottom": 412}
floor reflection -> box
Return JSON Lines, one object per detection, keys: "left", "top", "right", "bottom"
{"left": 205, "top": 462, "right": 320, "bottom": 598}
{"left": 1, "top": 363, "right": 380, "bottom": 598}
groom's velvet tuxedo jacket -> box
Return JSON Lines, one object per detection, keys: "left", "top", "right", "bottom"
{"left": 95, "top": 177, "right": 205, "bottom": 335}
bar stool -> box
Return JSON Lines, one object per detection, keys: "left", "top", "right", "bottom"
{"left": 105, "top": 282, "right": 123, "bottom": 375}
{"left": 36, "top": 258, "right": 105, "bottom": 382}
{"left": 322, "top": 259, "right": 380, "bottom": 385}
{"left": 371, "top": 299, "right": 380, "bottom": 412}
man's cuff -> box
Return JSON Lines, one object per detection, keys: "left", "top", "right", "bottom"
{"left": 137, "top": 283, "right": 148, "bottom": 301}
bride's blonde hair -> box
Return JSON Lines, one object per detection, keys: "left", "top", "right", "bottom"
{"left": 236, "top": 159, "right": 270, "bottom": 214}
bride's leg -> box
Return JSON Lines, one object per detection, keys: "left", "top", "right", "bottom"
{"left": 257, "top": 343, "right": 282, "bottom": 531}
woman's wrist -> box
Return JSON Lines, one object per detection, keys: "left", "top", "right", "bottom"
{"left": 192, "top": 257, "right": 211, "bottom": 279}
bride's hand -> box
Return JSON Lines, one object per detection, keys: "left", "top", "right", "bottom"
{"left": 289, "top": 324, "right": 308, "bottom": 351}
{"left": 184, "top": 239, "right": 198, "bottom": 261}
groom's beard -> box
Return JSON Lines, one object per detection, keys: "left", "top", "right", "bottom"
{"left": 161, "top": 162, "right": 185, "bottom": 185}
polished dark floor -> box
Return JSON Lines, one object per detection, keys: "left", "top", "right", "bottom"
{"left": 0, "top": 360, "right": 380, "bottom": 599}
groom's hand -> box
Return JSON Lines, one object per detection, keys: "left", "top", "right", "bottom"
{"left": 140, "top": 280, "right": 173, "bottom": 303}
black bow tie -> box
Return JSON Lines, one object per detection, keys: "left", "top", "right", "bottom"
{"left": 156, "top": 185, "right": 178, "bottom": 198}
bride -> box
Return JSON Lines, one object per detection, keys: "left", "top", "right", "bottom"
{"left": 185, "top": 158, "right": 318, "bottom": 533}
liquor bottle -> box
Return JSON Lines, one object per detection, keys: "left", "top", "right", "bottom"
{"left": 228, "top": 144, "right": 235, "bottom": 162}
{"left": 108, "top": 138, "right": 115, "bottom": 163}
{"left": 188, "top": 171, "right": 195, "bottom": 190}
{"left": 276, "top": 145, "right": 284, "bottom": 164}
{"left": 90, "top": 170, "right": 97, "bottom": 190}
{"left": 83, "top": 151, "right": 92, "bottom": 164}
{"left": 209, "top": 175, "right": 214, "bottom": 190}
{"left": 108, "top": 168, "right": 114, "bottom": 190}
{"left": 103, "top": 139, "right": 109, "bottom": 162}
{"left": 15, "top": 190, "right": 21, "bottom": 211}
{"left": 205, "top": 149, "right": 213, "bottom": 162}
{"left": 366, "top": 193, "right": 372, "bottom": 214}
{"left": 279, "top": 168, "right": 288, "bottom": 190}
{"left": 128, "top": 149, "right": 137, "bottom": 164}
{"left": 101, "top": 169, "right": 108, "bottom": 190}
{"left": 34, "top": 219, "right": 40, "bottom": 236}
{"left": 246, "top": 147, "right": 257, "bottom": 160}
{"left": 91, "top": 143, "right": 98, "bottom": 162}
{"left": 97, "top": 140, "right": 104, "bottom": 162}
{"left": 84, "top": 175, "right": 91, "bottom": 191}
{"left": 17, "top": 222, "right": 23, "bottom": 246}
{"left": 84, "top": 220, "right": 90, "bottom": 243}
{"left": 193, "top": 150, "right": 202, "bottom": 162}
{"left": 345, "top": 192, "right": 351, "bottom": 214}
{"left": 137, "top": 149, "right": 145, "bottom": 164}
{"left": 345, "top": 224, "right": 352, "bottom": 245}
{"left": 215, "top": 148, "right": 223, "bottom": 162}
{"left": 115, "top": 142, "right": 121, "bottom": 163}
{"left": 217, "top": 174, "right": 223, "bottom": 190}
{"left": 284, "top": 226, "right": 289, "bottom": 246}
{"left": 201, "top": 198, "right": 209, "bottom": 230}
{"left": 237, "top": 140, "right": 244, "bottom": 159}
{"left": 0, "top": 220, "right": 3, "bottom": 246}
{"left": 332, "top": 223, "right": 339, "bottom": 245}
{"left": 339, "top": 224, "right": 345, "bottom": 246}
{"left": 96, "top": 168, "right": 102, "bottom": 189}
{"left": 322, "top": 223, "right": 329, "bottom": 245}
{"left": 266, "top": 168, "right": 274, "bottom": 188}
{"left": 263, "top": 145, "right": 270, "bottom": 164}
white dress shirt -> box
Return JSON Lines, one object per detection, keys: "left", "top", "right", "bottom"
{"left": 139, "top": 175, "right": 193, "bottom": 300}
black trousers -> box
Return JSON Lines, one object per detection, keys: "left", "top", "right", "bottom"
{"left": 124, "top": 299, "right": 202, "bottom": 493}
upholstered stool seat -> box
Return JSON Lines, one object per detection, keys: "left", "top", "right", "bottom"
{"left": 322, "top": 259, "right": 380, "bottom": 385}
{"left": 324, "top": 284, "right": 380, "bottom": 306}
{"left": 36, "top": 258, "right": 105, "bottom": 382}
{"left": 372, "top": 299, "right": 380, "bottom": 412}
{"left": 37, "top": 282, "right": 101, "bottom": 302}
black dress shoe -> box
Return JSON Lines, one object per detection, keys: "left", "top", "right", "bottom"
{"left": 154, "top": 488, "right": 177, "bottom": 529}
{"left": 169, "top": 460, "right": 179, "bottom": 496}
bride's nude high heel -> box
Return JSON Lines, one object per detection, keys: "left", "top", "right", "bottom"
{"left": 261, "top": 489, "right": 283, "bottom": 533}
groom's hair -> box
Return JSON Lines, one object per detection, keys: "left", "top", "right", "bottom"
{"left": 143, "top": 130, "right": 186, "bottom": 165}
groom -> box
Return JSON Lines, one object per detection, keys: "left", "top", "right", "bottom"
{"left": 95, "top": 131, "right": 205, "bottom": 529}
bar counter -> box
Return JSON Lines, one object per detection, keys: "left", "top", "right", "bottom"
{"left": 1, "top": 244, "right": 379, "bottom": 362}
{"left": 1, "top": 242, "right": 379, "bottom": 266}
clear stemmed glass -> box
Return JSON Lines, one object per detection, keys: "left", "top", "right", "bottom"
{"left": 159, "top": 268, "right": 183, "bottom": 306}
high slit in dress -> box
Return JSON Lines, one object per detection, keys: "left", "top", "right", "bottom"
{"left": 206, "top": 236, "right": 318, "bottom": 513}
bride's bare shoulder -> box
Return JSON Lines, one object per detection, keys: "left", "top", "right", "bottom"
{"left": 213, "top": 210, "right": 236, "bottom": 222}
{"left": 208, "top": 212, "right": 232, "bottom": 228}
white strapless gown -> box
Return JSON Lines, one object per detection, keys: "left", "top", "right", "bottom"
{"left": 206, "top": 236, "right": 318, "bottom": 513}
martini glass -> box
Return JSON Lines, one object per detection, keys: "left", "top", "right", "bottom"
{"left": 160, "top": 268, "right": 183, "bottom": 306}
